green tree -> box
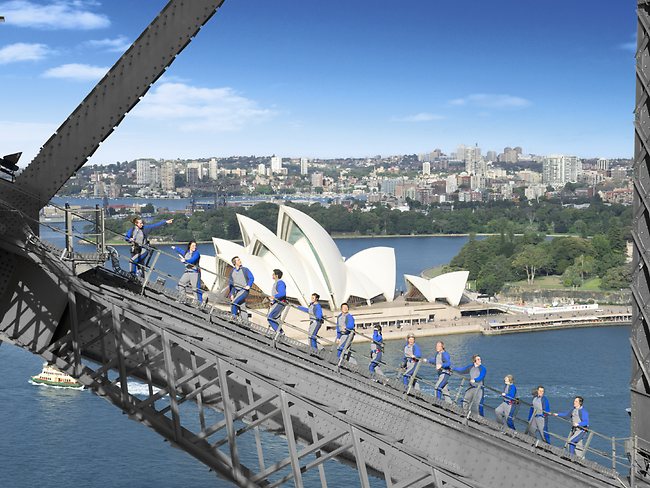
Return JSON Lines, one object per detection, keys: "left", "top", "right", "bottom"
{"left": 511, "top": 244, "right": 551, "bottom": 284}
{"left": 476, "top": 255, "right": 513, "bottom": 296}
{"left": 600, "top": 264, "right": 632, "bottom": 290}
{"left": 561, "top": 265, "right": 582, "bottom": 288}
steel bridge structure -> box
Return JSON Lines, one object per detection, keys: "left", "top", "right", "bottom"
{"left": 0, "top": 1, "right": 648, "bottom": 486}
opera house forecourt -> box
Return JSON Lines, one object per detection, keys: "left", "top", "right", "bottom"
{"left": 200, "top": 205, "right": 470, "bottom": 338}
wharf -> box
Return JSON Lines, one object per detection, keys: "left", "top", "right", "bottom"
{"left": 206, "top": 291, "right": 630, "bottom": 343}
{"left": 480, "top": 307, "right": 631, "bottom": 335}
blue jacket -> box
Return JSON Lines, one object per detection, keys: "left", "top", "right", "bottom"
{"left": 528, "top": 396, "right": 551, "bottom": 421}
{"left": 272, "top": 280, "right": 287, "bottom": 301}
{"left": 335, "top": 313, "right": 355, "bottom": 339}
{"left": 427, "top": 350, "right": 451, "bottom": 370}
{"left": 182, "top": 249, "right": 201, "bottom": 271}
{"left": 453, "top": 363, "right": 486, "bottom": 383}
{"left": 502, "top": 384, "right": 517, "bottom": 404}
{"left": 228, "top": 266, "right": 254, "bottom": 292}
{"left": 404, "top": 343, "right": 422, "bottom": 360}
{"left": 124, "top": 220, "right": 166, "bottom": 243}
{"left": 297, "top": 302, "right": 323, "bottom": 321}
{"left": 371, "top": 330, "right": 383, "bottom": 352}
{"left": 557, "top": 407, "right": 589, "bottom": 428}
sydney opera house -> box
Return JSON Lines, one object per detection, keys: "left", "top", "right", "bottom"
{"left": 200, "top": 205, "right": 468, "bottom": 310}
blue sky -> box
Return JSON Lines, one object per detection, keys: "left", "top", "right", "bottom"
{"left": 0, "top": 0, "right": 638, "bottom": 167}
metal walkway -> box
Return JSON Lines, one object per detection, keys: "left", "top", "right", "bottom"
{"left": 0, "top": 0, "right": 649, "bottom": 486}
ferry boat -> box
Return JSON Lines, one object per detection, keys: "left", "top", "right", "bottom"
{"left": 30, "top": 363, "right": 83, "bottom": 389}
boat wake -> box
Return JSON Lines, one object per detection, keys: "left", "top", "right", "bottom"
{"left": 115, "top": 381, "right": 163, "bottom": 397}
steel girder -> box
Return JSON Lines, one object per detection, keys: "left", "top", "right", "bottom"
{"left": 0, "top": 239, "right": 475, "bottom": 488}
{"left": 0, "top": 226, "right": 628, "bottom": 488}
{"left": 6, "top": 0, "right": 225, "bottom": 229}
{"left": 633, "top": 3, "right": 650, "bottom": 486}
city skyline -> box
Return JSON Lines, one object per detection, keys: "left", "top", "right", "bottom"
{"left": 0, "top": 0, "right": 637, "bottom": 167}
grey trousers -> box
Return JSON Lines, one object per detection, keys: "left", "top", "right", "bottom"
{"left": 495, "top": 402, "right": 516, "bottom": 428}
{"left": 526, "top": 416, "right": 550, "bottom": 443}
{"left": 462, "top": 386, "right": 484, "bottom": 415}
{"left": 178, "top": 271, "right": 198, "bottom": 296}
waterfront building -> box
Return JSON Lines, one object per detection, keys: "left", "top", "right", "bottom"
{"left": 404, "top": 271, "right": 469, "bottom": 307}
{"left": 200, "top": 205, "right": 397, "bottom": 309}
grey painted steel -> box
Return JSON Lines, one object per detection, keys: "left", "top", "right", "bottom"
{"left": 0, "top": 229, "right": 628, "bottom": 487}
{"left": 633, "top": 2, "right": 650, "bottom": 485}
{"left": 7, "top": 0, "right": 225, "bottom": 229}
{"left": 0, "top": 0, "right": 640, "bottom": 485}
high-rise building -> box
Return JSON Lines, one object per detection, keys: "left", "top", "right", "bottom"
{"left": 422, "top": 162, "right": 431, "bottom": 175}
{"left": 186, "top": 167, "right": 200, "bottom": 187}
{"left": 542, "top": 155, "right": 582, "bottom": 187}
{"left": 597, "top": 158, "right": 610, "bottom": 172}
{"left": 271, "top": 155, "right": 282, "bottom": 173}
{"left": 149, "top": 164, "right": 161, "bottom": 187}
{"left": 161, "top": 161, "right": 175, "bottom": 192}
{"left": 311, "top": 172, "right": 324, "bottom": 188}
{"left": 500, "top": 147, "right": 519, "bottom": 164}
{"left": 486, "top": 151, "right": 497, "bottom": 161}
{"left": 455, "top": 144, "right": 467, "bottom": 161}
{"left": 209, "top": 158, "right": 219, "bottom": 180}
{"left": 300, "top": 157, "right": 309, "bottom": 175}
{"left": 445, "top": 175, "right": 458, "bottom": 194}
{"left": 136, "top": 159, "right": 152, "bottom": 185}
{"left": 257, "top": 163, "right": 266, "bottom": 175}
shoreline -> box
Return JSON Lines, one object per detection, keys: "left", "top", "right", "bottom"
{"left": 96, "top": 232, "right": 580, "bottom": 245}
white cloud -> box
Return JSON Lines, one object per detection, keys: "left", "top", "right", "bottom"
{"left": 392, "top": 112, "right": 444, "bottom": 122}
{"left": 449, "top": 93, "right": 531, "bottom": 109}
{"left": 132, "top": 82, "right": 276, "bottom": 132}
{"left": 85, "top": 35, "right": 130, "bottom": 53}
{"left": 0, "top": 0, "right": 109, "bottom": 30}
{"left": 42, "top": 62, "right": 107, "bottom": 81}
{"left": 0, "top": 42, "right": 51, "bottom": 64}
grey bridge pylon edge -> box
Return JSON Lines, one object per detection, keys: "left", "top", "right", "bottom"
{"left": 0, "top": 0, "right": 642, "bottom": 486}
{"left": 633, "top": 1, "right": 650, "bottom": 483}
{"left": 8, "top": 0, "right": 226, "bottom": 228}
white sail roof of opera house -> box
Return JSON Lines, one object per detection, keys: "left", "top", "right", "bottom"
{"left": 205, "top": 205, "right": 396, "bottom": 308}
{"left": 404, "top": 271, "right": 469, "bottom": 307}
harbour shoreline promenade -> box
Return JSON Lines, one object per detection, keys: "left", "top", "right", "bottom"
{"left": 212, "top": 296, "right": 631, "bottom": 344}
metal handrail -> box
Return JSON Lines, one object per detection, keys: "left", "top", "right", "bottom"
{"left": 10, "top": 196, "right": 637, "bottom": 474}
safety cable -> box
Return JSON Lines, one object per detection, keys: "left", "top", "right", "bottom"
{"left": 1, "top": 190, "right": 637, "bottom": 469}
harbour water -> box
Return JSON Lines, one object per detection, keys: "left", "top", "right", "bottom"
{"left": 0, "top": 227, "right": 632, "bottom": 487}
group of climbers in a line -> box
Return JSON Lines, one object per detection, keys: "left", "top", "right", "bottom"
{"left": 123, "top": 231, "right": 590, "bottom": 458}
